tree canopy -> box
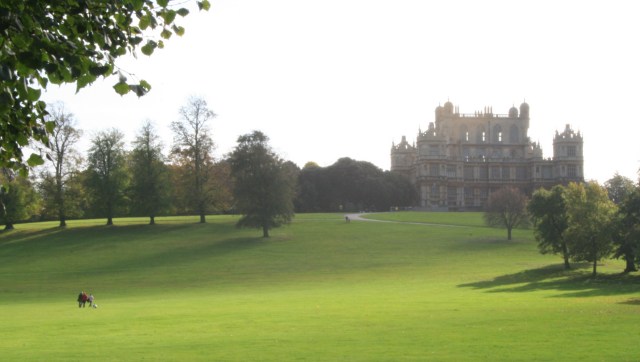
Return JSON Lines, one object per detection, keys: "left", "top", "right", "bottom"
{"left": 229, "top": 131, "right": 296, "bottom": 238}
{"left": 85, "top": 128, "right": 128, "bottom": 225}
{"left": 170, "top": 96, "right": 216, "bottom": 223}
{"left": 564, "top": 182, "right": 617, "bottom": 276}
{"left": 0, "top": 0, "right": 209, "bottom": 175}
{"left": 528, "top": 185, "right": 571, "bottom": 269}
{"left": 483, "top": 187, "right": 529, "bottom": 240}
{"left": 295, "top": 158, "right": 417, "bottom": 212}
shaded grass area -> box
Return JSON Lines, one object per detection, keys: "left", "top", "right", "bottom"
{"left": 1, "top": 213, "right": 639, "bottom": 361}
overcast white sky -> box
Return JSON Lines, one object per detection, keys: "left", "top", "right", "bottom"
{"left": 42, "top": 0, "right": 640, "bottom": 183}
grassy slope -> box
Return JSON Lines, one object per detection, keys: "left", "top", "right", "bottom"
{"left": 1, "top": 213, "right": 639, "bottom": 361}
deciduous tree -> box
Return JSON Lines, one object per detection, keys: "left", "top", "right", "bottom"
{"left": 39, "top": 103, "right": 82, "bottom": 227}
{"left": 170, "top": 96, "right": 216, "bottom": 223}
{"left": 0, "top": 0, "right": 210, "bottom": 175}
{"left": 0, "top": 174, "right": 40, "bottom": 230}
{"left": 229, "top": 131, "right": 296, "bottom": 238}
{"left": 483, "top": 187, "right": 529, "bottom": 240}
{"left": 85, "top": 129, "right": 128, "bottom": 225}
{"left": 129, "top": 121, "right": 171, "bottom": 225}
{"left": 614, "top": 187, "right": 640, "bottom": 272}
{"left": 528, "top": 185, "right": 571, "bottom": 269}
{"left": 564, "top": 182, "right": 617, "bottom": 276}
{"left": 604, "top": 173, "right": 636, "bottom": 205}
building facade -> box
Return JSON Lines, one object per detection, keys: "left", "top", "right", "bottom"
{"left": 391, "top": 101, "right": 584, "bottom": 210}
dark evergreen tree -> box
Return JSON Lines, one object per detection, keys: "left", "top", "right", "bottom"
{"left": 229, "top": 131, "right": 296, "bottom": 238}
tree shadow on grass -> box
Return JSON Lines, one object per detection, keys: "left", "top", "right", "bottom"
{"left": 0, "top": 227, "right": 66, "bottom": 247}
{"left": 458, "top": 263, "right": 640, "bottom": 300}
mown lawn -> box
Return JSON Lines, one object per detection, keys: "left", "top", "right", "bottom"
{"left": 1, "top": 213, "right": 639, "bottom": 361}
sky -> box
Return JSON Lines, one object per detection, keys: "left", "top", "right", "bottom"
{"left": 42, "top": 0, "right": 640, "bottom": 184}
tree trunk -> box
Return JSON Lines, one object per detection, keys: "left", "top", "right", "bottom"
{"left": 4, "top": 223, "right": 14, "bottom": 230}
{"left": 59, "top": 216, "right": 66, "bottom": 228}
{"left": 624, "top": 254, "right": 637, "bottom": 273}
{"left": 107, "top": 217, "right": 113, "bottom": 226}
{"left": 562, "top": 242, "right": 571, "bottom": 270}
{"left": 592, "top": 259, "right": 597, "bottom": 276}
{"left": 149, "top": 216, "right": 155, "bottom": 225}
{"left": 262, "top": 225, "right": 269, "bottom": 238}
{"left": 507, "top": 226, "right": 512, "bottom": 241}
{"left": 199, "top": 213, "right": 206, "bottom": 223}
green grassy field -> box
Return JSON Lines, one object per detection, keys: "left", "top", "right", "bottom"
{"left": 1, "top": 212, "right": 639, "bottom": 361}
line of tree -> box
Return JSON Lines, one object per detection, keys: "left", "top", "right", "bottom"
{"left": 296, "top": 157, "right": 417, "bottom": 212}
{"left": 1, "top": 99, "right": 418, "bottom": 234}
{"left": 484, "top": 173, "right": 640, "bottom": 276}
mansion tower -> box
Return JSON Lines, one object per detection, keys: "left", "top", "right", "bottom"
{"left": 391, "top": 101, "right": 584, "bottom": 210}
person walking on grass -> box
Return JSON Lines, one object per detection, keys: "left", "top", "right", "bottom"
{"left": 77, "top": 291, "right": 87, "bottom": 308}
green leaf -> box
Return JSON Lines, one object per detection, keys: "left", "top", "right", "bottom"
{"left": 139, "top": 79, "right": 151, "bottom": 92}
{"left": 113, "top": 81, "right": 130, "bottom": 95}
{"left": 161, "top": 10, "right": 177, "bottom": 25}
{"left": 0, "top": 65, "right": 12, "bottom": 81}
{"left": 26, "top": 87, "right": 41, "bottom": 102}
{"left": 161, "top": 29, "right": 172, "bottom": 39}
{"left": 89, "top": 64, "right": 112, "bottom": 77}
{"left": 26, "top": 153, "right": 44, "bottom": 167}
{"left": 139, "top": 14, "right": 151, "bottom": 30}
{"left": 157, "top": 0, "right": 169, "bottom": 7}
{"left": 129, "top": 84, "right": 147, "bottom": 97}
{"left": 172, "top": 25, "right": 185, "bottom": 36}
{"left": 141, "top": 40, "right": 157, "bottom": 56}
{"left": 198, "top": 0, "right": 211, "bottom": 11}
{"left": 177, "top": 8, "right": 190, "bottom": 17}
{"left": 0, "top": 90, "right": 15, "bottom": 112}
{"left": 76, "top": 73, "right": 97, "bottom": 92}
{"left": 45, "top": 121, "right": 56, "bottom": 133}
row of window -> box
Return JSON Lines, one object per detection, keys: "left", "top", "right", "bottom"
{"left": 459, "top": 124, "right": 521, "bottom": 144}
{"left": 423, "top": 164, "right": 580, "bottom": 179}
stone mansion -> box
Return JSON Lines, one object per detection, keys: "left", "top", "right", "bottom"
{"left": 390, "top": 101, "right": 584, "bottom": 210}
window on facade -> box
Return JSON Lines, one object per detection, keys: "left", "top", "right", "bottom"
{"left": 479, "top": 167, "right": 488, "bottom": 179}
{"left": 447, "top": 165, "right": 456, "bottom": 178}
{"left": 429, "top": 164, "right": 438, "bottom": 176}
{"left": 480, "top": 188, "right": 489, "bottom": 201}
{"left": 464, "top": 166, "right": 474, "bottom": 180}
{"left": 482, "top": 131, "right": 486, "bottom": 142}
{"left": 567, "top": 146, "right": 577, "bottom": 157}
{"left": 431, "top": 184, "right": 438, "bottom": 197}
{"left": 464, "top": 187, "right": 473, "bottom": 200}
{"left": 493, "top": 125, "right": 502, "bottom": 143}
{"left": 502, "top": 166, "right": 510, "bottom": 180}
{"left": 491, "top": 167, "right": 501, "bottom": 179}
{"left": 510, "top": 125, "right": 519, "bottom": 143}
{"left": 516, "top": 167, "right": 526, "bottom": 180}
{"left": 447, "top": 187, "right": 457, "bottom": 205}
{"left": 465, "top": 131, "right": 469, "bottom": 142}
{"left": 429, "top": 145, "right": 439, "bottom": 156}
{"left": 568, "top": 165, "right": 577, "bottom": 177}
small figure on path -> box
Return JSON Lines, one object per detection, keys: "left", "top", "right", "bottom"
{"left": 345, "top": 216, "right": 350, "bottom": 223}
{"left": 88, "top": 294, "right": 95, "bottom": 307}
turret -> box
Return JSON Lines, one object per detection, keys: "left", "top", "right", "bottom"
{"left": 519, "top": 101, "right": 529, "bottom": 119}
